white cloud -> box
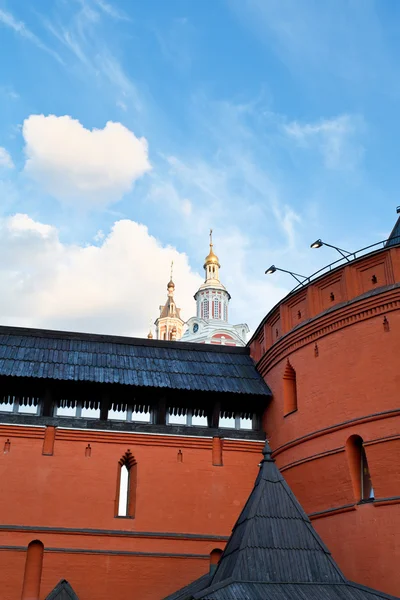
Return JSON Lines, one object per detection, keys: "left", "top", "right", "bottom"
{"left": 0, "top": 8, "right": 63, "bottom": 64}
{"left": 0, "top": 86, "right": 19, "bottom": 100}
{"left": 22, "top": 115, "right": 151, "bottom": 206}
{"left": 181, "top": 199, "right": 192, "bottom": 216}
{"left": 94, "top": 0, "right": 130, "bottom": 22}
{"left": 0, "top": 214, "right": 202, "bottom": 337}
{"left": 41, "top": 6, "right": 141, "bottom": 113}
{"left": 271, "top": 201, "right": 301, "bottom": 250}
{"left": 0, "top": 147, "right": 14, "bottom": 169}
{"left": 7, "top": 213, "right": 54, "bottom": 238}
{"left": 284, "top": 115, "right": 363, "bottom": 169}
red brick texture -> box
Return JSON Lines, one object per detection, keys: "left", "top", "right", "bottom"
{"left": 251, "top": 246, "right": 400, "bottom": 596}
{"left": 0, "top": 429, "right": 262, "bottom": 600}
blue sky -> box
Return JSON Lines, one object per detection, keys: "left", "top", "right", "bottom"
{"left": 0, "top": 0, "right": 399, "bottom": 336}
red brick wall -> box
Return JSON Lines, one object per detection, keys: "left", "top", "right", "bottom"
{"left": 0, "top": 428, "right": 262, "bottom": 600}
{"left": 252, "top": 246, "right": 400, "bottom": 596}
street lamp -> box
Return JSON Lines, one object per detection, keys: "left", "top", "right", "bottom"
{"left": 265, "top": 265, "right": 309, "bottom": 286}
{"left": 310, "top": 239, "right": 352, "bottom": 261}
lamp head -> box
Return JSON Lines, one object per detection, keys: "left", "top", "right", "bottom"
{"left": 310, "top": 239, "right": 323, "bottom": 249}
{"left": 265, "top": 265, "right": 277, "bottom": 275}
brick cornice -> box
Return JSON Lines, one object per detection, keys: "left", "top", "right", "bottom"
{"left": 0, "top": 424, "right": 264, "bottom": 452}
{"left": 278, "top": 434, "right": 399, "bottom": 472}
{"left": 272, "top": 409, "right": 400, "bottom": 458}
{"left": 258, "top": 286, "right": 400, "bottom": 375}
{"left": 0, "top": 524, "right": 229, "bottom": 542}
{"left": 308, "top": 503, "right": 356, "bottom": 520}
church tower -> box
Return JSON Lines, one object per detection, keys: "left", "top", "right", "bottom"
{"left": 181, "top": 231, "right": 249, "bottom": 346}
{"left": 195, "top": 230, "right": 230, "bottom": 322}
{"left": 154, "top": 263, "right": 184, "bottom": 341}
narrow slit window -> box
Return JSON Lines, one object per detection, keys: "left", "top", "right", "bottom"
{"left": 118, "top": 465, "right": 130, "bottom": 516}
{"left": 346, "top": 435, "right": 374, "bottom": 502}
{"left": 283, "top": 361, "right": 298, "bottom": 416}
{"left": 214, "top": 298, "right": 220, "bottom": 319}
{"left": 361, "top": 445, "right": 374, "bottom": 500}
{"left": 116, "top": 451, "right": 137, "bottom": 518}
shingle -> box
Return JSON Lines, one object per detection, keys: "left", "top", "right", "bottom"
{"left": 385, "top": 215, "right": 400, "bottom": 247}
{"left": 45, "top": 579, "right": 79, "bottom": 600}
{"left": 0, "top": 325, "right": 271, "bottom": 397}
{"left": 164, "top": 443, "right": 399, "bottom": 600}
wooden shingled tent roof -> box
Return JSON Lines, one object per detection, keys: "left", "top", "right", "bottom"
{"left": 45, "top": 579, "right": 79, "bottom": 600}
{"left": 164, "top": 443, "right": 399, "bottom": 600}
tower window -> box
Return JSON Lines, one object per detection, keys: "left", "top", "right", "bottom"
{"left": 223, "top": 303, "right": 228, "bottom": 321}
{"left": 283, "top": 361, "right": 297, "bottom": 416}
{"left": 346, "top": 435, "right": 374, "bottom": 502}
{"left": 116, "top": 451, "right": 137, "bottom": 518}
{"left": 213, "top": 298, "right": 220, "bottom": 319}
{"left": 203, "top": 300, "right": 209, "bottom": 319}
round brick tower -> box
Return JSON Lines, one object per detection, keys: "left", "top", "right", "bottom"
{"left": 249, "top": 236, "right": 400, "bottom": 596}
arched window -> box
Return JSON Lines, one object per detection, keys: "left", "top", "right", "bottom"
{"left": 203, "top": 300, "right": 209, "bottom": 319}
{"left": 223, "top": 303, "right": 228, "bottom": 321}
{"left": 209, "top": 548, "right": 223, "bottom": 574}
{"left": 116, "top": 451, "right": 137, "bottom": 518}
{"left": 283, "top": 360, "right": 297, "bottom": 416}
{"left": 21, "top": 540, "right": 44, "bottom": 600}
{"left": 213, "top": 298, "right": 220, "bottom": 319}
{"left": 346, "top": 435, "right": 374, "bottom": 502}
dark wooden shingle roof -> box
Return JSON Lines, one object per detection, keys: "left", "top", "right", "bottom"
{"left": 164, "top": 574, "right": 212, "bottom": 600}
{"left": 0, "top": 325, "right": 270, "bottom": 396}
{"left": 385, "top": 214, "right": 400, "bottom": 247}
{"left": 45, "top": 579, "right": 79, "bottom": 600}
{"left": 164, "top": 444, "right": 399, "bottom": 600}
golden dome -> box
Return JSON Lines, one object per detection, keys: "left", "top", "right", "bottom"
{"left": 203, "top": 249, "right": 220, "bottom": 268}
{"left": 147, "top": 330, "right": 153, "bottom": 339}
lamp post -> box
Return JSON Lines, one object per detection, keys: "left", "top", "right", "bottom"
{"left": 310, "top": 239, "right": 352, "bottom": 261}
{"left": 265, "top": 265, "right": 310, "bottom": 286}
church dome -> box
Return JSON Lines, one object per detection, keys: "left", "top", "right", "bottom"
{"left": 203, "top": 248, "right": 220, "bottom": 269}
